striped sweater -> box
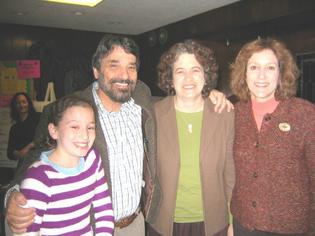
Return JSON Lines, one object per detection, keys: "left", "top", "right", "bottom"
{"left": 20, "top": 148, "right": 114, "bottom": 236}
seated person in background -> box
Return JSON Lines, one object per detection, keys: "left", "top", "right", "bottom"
{"left": 16, "top": 95, "right": 114, "bottom": 235}
{"left": 7, "top": 92, "right": 40, "bottom": 169}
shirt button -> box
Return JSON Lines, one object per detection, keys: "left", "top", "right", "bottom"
{"left": 264, "top": 115, "right": 271, "bottom": 121}
{"left": 253, "top": 172, "right": 258, "bottom": 178}
{"left": 252, "top": 201, "right": 257, "bottom": 208}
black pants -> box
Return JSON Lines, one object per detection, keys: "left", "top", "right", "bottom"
{"left": 233, "top": 219, "right": 306, "bottom": 236}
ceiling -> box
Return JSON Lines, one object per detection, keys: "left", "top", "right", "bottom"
{"left": 0, "top": 0, "right": 239, "bottom": 35}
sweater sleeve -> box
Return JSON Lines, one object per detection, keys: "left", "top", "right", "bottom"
{"left": 20, "top": 165, "right": 50, "bottom": 234}
{"left": 305, "top": 110, "right": 315, "bottom": 233}
{"left": 92, "top": 152, "right": 114, "bottom": 235}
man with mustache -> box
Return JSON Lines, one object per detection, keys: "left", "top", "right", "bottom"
{"left": 5, "top": 34, "right": 230, "bottom": 236}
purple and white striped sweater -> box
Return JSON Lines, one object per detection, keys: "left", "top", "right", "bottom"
{"left": 20, "top": 148, "right": 114, "bottom": 236}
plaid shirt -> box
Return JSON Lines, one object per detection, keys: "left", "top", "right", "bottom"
{"left": 92, "top": 82, "right": 143, "bottom": 221}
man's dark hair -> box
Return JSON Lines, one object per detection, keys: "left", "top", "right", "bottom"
{"left": 92, "top": 34, "right": 140, "bottom": 70}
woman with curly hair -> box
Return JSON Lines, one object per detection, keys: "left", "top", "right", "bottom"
{"left": 7, "top": 92, "right": 40, "bottom": 168}
{"left": 148, "top": 40, "right": 235, "bottom": 236}
{"left": 230, "top": 37, "right": 315, "bottom": 235}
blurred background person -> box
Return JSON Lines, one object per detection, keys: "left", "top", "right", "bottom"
{"left": 7, "top": 92, "right": 40, "bottom": 170}
{"left": 230, "top": 37, "right": 315, "bottom": 235}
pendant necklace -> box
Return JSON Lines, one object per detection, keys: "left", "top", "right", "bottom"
{"left": 178, "top": 113, "right": 193, "bottom": 134}
{"left": 187, "top": 124, "right": 193, "bottom": 134}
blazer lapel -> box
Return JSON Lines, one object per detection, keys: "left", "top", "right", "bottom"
{"left": 200, "top": 99, "right": 219, "bottom": 159}
{"left": 157, "top": 96, "right": 180, "bottom": 162}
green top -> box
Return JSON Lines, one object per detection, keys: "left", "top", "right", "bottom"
{"left": 174, "top": 110, "right": 204, "bottom": 223}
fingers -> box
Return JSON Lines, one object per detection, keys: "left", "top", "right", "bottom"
{"left": 226, "top": 99, "right": 234, "bottom": 112}
{"left": 209, "top": 91, "right": 217, "bottom": 105}
{"left": 217, "top": 98, "right": 234, "bottom": 113}
{"left": 6, "top": 191, "right": 35, "bottom": 234}
{"left": 7, "top": 215, "right": 34, "bottom": 234}
{"left": 10, "top": 191, "right": 27, "bottom": 206}
{"left": 209, "top": 90, "right": 235, "bottom": 113}
{"left": 214, "top": 92, "right": 226, "bottom": 114}
{"left": 209, "top": 89, "right": 225, "bottom": 113}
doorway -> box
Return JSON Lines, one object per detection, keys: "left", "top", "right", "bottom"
{"left": 296, "top": 53, "right": 315, "bottom": 103}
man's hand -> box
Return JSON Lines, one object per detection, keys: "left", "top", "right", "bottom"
{"left": 6, "top": 191, "right": 35, "bottom": 234}
{"left": 209, "top": 90, "right": 234, "bottom": 113}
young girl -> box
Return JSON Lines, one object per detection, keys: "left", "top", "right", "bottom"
{"left": 18, "top": 95, "right": 114, "bottom": 235}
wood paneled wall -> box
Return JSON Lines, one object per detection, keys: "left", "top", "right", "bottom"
{"left": 137, "top": 0, "right": 315, "bottom": 96}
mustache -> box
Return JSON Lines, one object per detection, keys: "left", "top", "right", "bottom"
{"left": 110, "top": 78, "right": 135, "bottom": 85}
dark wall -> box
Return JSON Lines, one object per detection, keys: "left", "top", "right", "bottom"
{"left": 137, "top": 0, "right": 315, "bottom": 96}
{"left": 0, "top": 23, "right": 109, "bottom": 99}
{"left": 1, "top": 0, "right": 315, "bottom": 99}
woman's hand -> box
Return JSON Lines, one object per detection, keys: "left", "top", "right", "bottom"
{"left": 14, "top": 142, "right": 34, "bottom": 159}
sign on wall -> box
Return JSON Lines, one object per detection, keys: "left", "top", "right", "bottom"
{"left": 0, "top": 61, "right": 29, "bottom": 97}
{"left": 17, "top": 60, "right": 40, "bottom": 79}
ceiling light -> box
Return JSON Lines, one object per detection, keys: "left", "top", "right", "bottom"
{"left": 74, "top": 11, "right": 84, "bottom": 16}
{"left": 44, "top": 0, "right": 103, "bottom": 7}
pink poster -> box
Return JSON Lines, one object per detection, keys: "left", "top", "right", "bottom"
{"left": 0, "top": 95, "right": 12, "bottom": 107}
{"left": 17, "top": 60, "right": 40, "bottom": 79}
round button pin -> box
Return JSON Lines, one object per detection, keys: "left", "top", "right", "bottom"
{"left": 279, "top": 122, "right": 290, "bottom": 132}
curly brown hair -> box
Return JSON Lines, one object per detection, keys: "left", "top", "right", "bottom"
{"left": 157, "top": 39, "right": 218, "bottom": 98}
{"left": 230, "top": 37, "right": 299, "bottom": 101}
